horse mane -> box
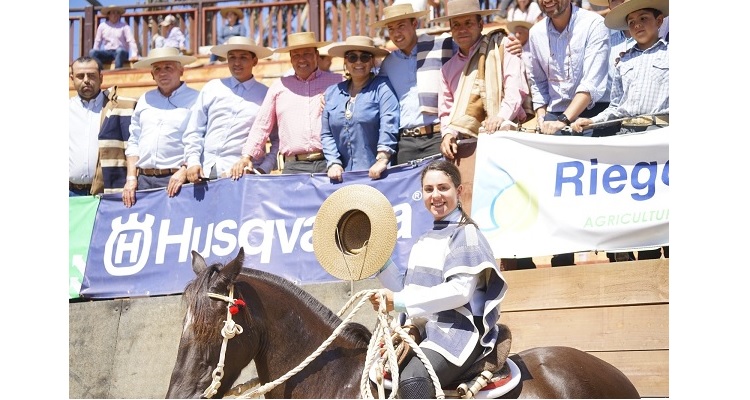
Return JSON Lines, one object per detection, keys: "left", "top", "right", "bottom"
{"left": 236, "top": 268, "right": 372, "bottom": 347}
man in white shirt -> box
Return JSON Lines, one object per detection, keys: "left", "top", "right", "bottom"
{"left": 69, "top": 57, "right": 106, "bottom": 196}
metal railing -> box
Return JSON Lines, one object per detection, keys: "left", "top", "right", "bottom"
{"left": 69, "top": 0, "right": 452, "bottom": 64}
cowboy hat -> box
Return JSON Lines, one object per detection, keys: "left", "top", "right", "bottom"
{"left": 604, "top": 0, "right": 669, "bottom": 31}
{"left": 588, "top": 0, "right": 609, "bottom": 6}
{"left": 505, "top": 20, "right": 534, "bottom": 33}
{"left": 369, "top": 3, "right": 431, "bottom": 28}
{"left": 100, "top": 5, "right": 125, "bottom": 15}
{"left": 318, "top": 42, "right": 335, "bottom": 58}
{"left": 133, "top": 47, "right": 196, "bottom": 69}
{"left": 220, "top": 7, "right": 244, "bottom": 20}
{"left": 326, "top": 36, "right": 390, "bottom": 58}
{"left": 312, "top": 184, "right": 397, "bottom": 281}
{"left": 430, "top": 0, "right": 501, "bottom": 24}
{"left": 211, "top": 36, "right": 274, "bottom": 59}
{"left": 274, "top": 32, "right": 331, "bottom": 53}
{"left": 159, "top": 15, "right": 176, "bottom": 27}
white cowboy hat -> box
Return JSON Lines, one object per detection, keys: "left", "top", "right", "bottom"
{"left": 274, "top": 32, "right": 331, "bottom": 53}
{"left": 369, "top": 3, "right": 431, "bottom": 28}
{"left": 220, "top": 7, "right": 244, "bottom": 20}
{"left": 604, "top": 0, "right": 669, "bottom": 31}
{"left": 133, "top": 47, "right": 196, "bottom": 69}
{"left": 505, "top": 20, "right": 534, "bottom": 33}
{"left": 312, "top": 184, "right": 397, "bottom": 281}
{"left": 210, "top": 36, "right": 274, "bottom": 59}
{"left": 159, "top": 15, "right": 176, "bottom": 27}
{"left": 326, "top": 36, "right": 390, "bottom": 58}
{"left": 430, "top": 0, "right": 501, "bottom": 24}
{"left": 100, "top": 5, "right": 125, "bottom": 15}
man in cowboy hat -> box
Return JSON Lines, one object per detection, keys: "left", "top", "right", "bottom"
{"left": 209, "top": 7, "right": 247, "bottom": 64}
{"left": 435, "top": 0, "right": 528, "bottom": 160}
{"left": 184, "top": 37, "right": 279, "bottom": 182}
{"left": 242, "top": 32, "right": 343, "bottom": 174}
{"left": 89, "top": 5, "right": 139, "bottom": 69}
{"left": 122, "top": 48, "right": 199, "bottom": 207}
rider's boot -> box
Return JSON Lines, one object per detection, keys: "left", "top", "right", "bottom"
{"left": 397, "top": 376, "right": 435, "bottom": 399}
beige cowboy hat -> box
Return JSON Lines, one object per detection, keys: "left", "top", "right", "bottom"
{"left": 318, "top": 42, "right": 335, "bottom": 57}
{"left": 133, "top": 47, "right": 196, "bottom": 69}
{"left": 220, "top": 7, "right": 244, "bottom": 20}
{"left": 100, "top": 5, "right": 125, "bottom": 15}
{"left": 506, "top": 20, "right": 534, "bottom": 34}
{"left": 274, "top": 32, "right": 331, "bottom": 53}
{"left": 159, "top": 15, "right": 176, "bottom": 27}
{"left": 604, "top": 0, "right": 669, "bottom": 30}
{"left": 312, "top": 184, "right": 397, "bottom": 281}
{"left": 211, "top": 36, "right": 274, "bottom": 59}
{"left": 589, "top": 0, "right": 610, "bottom": 6}
{"left": 369, "top": 3, "right": 431, "bottom": 28}
{"left": 430, "top": 0, "right": 501, "bottom": 24}
{"left": 326, "top": 36, "right": 390, "bottom": 58}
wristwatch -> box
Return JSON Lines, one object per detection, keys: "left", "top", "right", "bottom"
{"left": 557, "top": 114, "right": 572, "bottom": 125}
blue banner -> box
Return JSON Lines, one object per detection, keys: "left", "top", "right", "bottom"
{"left": 81, "top": 162, "right": 432, "bottom": 299}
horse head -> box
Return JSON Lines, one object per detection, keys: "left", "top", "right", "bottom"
{"left": 166, "top": 248, "right": 260, "bottom": 399}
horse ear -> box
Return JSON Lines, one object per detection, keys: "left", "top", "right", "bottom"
{"left": 220, "top": 247, "right": 245, "bottom": 279}
{"left": 191, "top": 250, "right": 208, "bottom": 275}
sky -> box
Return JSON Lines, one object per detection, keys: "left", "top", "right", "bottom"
{"left": 0, "top": 2, "right": 742, "bottom": 398}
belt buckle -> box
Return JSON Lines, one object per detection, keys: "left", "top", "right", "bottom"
{"left": 402, "top": 127, "right": 419, "bottom": 137}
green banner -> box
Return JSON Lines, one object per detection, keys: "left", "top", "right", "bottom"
{"left": 69, "top": 196, "right": 99, "bottom": 299}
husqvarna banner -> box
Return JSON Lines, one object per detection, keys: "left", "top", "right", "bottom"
{"left": 471, "top": 128, "right": 669, "bottom": 258}
{"left": 80, "top": 163, "right": 434, "bottom": 299}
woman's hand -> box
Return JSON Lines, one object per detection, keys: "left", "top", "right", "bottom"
{"left": 369, "top": 289, "right": 394, "bottom": 312}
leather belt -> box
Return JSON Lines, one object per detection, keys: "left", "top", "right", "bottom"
{"left": 137, "top": 167, "right": 181, "bottom": 177}
{"left": 69, "top": 182, "right": 92, "bottom": 191}
{"left": 621, "top": 115, "right": 669, "bottom": 127}
{"left": 284, "top": 151, "right": 324, "bottom": 162}
{"left": 399, "top": 123, "right": 441, "bottom": 137}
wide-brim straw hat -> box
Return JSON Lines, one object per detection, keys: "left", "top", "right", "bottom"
{"left": 326, "top": 36, "right": 390, "bottom": 58}
{"left": 430, "top": 0, "right": 501, "bottom": 24}
{"left": 312, "top": 184, "right": 397, "bottom": 281}
{"left": 133, "top": 47, "right": 196, "bottom": 69}
{"left": 100, "top": 5, "right": 125, "bottom": 15}
{"left": 589, "top": 0, "right": 609, "bottom": 6}
{"left": 211, "top": 36, "right": 273, "bottom": 59}
{"left": 220, "top": 7, "right": 244, "bottom": 20}
{"left": 274, "top": 32, "right": 330, "bottom": 53}
{"left": 370, "top": 3, "right": 431, "bottom": 28}
{"left": 604, "top": 0, "right": 669, "bottom": 30}
{"left": 506, "top": 20, "right": 534, "bottom": 33}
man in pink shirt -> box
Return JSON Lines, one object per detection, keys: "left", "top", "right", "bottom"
{"left": 435, "top": 0, "right": 528, "bottom": 160}
{"left": 241, "top": 32, "right": 343, "bottom": 174}
{"left": 89, "top": 5, "right": 139, "bottom": 69}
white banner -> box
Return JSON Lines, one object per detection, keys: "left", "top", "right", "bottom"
{"left": 471, "top": 127, "right": 670, "bottom": 258}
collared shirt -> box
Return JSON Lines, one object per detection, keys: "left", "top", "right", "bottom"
{"left": 92, "top": 20, "right": 139, "bottom": 59}
{"left": 69, "top": 90, "right": 106, "bottom": 184}
{"left": 592, "top": 39, "right": 669, "bottom": 123}
{"left": 218, "top": 23, "right": 247, "bottom": 45}
{"left": 528, "top": 5, "right": 610, "bottom": 113}
{"left": 601, "top": 29, "right": 636, "bottom": 103}
{"left": 126, "top": 83, "right": 199, "bottom": 169}
{"left": 243, "top": 69, "right": 343, "bottom": 159}
{"left": 321, "top": 75, "right": 399, "bottom": 171}
{"left": 184, "top": 76, "right": 275, "bottom": 176}
{"left": 439, "top": 37, "right": 526, "bottom": 135}
{"left": 163, "top": 27, "right": 186, "bottom": 50}
{"left": 379, "top": 46, "right": 435, "bottom": 130}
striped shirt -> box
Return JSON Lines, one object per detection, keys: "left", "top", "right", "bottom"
{"left": 592, "top": 39, "right": 669, "bottom": 123}
{"left": 243, "top": 69, "right": 343, "bottom": 159}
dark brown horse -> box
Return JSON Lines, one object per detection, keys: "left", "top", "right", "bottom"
{"left": 166, "top": 249, "right": 640, "bottom": 398}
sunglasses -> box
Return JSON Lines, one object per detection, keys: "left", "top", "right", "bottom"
{"left": 345, "top": 52, "right": 373, "bottom": 63}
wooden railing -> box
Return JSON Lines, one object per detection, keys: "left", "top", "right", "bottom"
{"left": 69, "top": 0, "right": 453, "bottom": 64}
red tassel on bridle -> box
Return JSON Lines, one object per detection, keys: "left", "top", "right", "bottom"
{"left": 229, "top": 298, "right": 246, "bottom": 315}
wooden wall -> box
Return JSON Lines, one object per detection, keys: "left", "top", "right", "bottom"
{"left": 500, "top": 259, "right": 669, "bottom": 397}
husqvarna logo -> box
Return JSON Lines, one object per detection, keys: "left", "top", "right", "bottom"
{"left": 104, "top": 213, "right": 155, "bottom": 276}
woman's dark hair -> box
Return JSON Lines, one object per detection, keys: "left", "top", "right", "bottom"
{"left": 420, "top": 159, "right": 477, "bottom": 227}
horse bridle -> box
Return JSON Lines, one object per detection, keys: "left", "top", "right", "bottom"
{"left": 203, "top": 284, "right": 244, "bottom": 399}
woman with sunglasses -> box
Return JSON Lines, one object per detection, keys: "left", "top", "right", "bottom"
{"left": 321, "top": 36, "right": 400, "bottom": 182}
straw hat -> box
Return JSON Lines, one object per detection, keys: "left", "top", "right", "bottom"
{"left": 274, "top": 32, "right": 331, "bottom": 53}
{"left": 604, "top": 0, "right": 669, "bottom": 31}
{"left": 159, "top": 15, "right": 176, "bottom": 27}
{"left": 318, "top": 42, "right": 335, "bottom": 57}
{"left": 506, "top": 20, "right": 533, "bottom": 33}
{"left": 220, "top": 7, "right": 244, "bottom": 20}
{"left": 369, "top": 3, "right": 431, "bottom": 28}
{"left": 211, "top": 36, "right": 273, "bottom": 59}
{"left": 430, "top": 0, "right": 501, "bottom": 24}
{"left": 312, "top": 185, "right": 397, "bottom": 281}
{"left": 326, "top": 36, "right": 390, "bottom": 58}
{"left": 589, "top": 0, "right": 609, "bottom": 6}
{"left": 133, "top": 47, "right": 196, "bottom": 69}
{"left": 100, "top": 5, "right": 125, "bottom": 16}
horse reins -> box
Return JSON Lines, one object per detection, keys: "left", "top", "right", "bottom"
{"left": 203, "top": 284, "right": 245, "bottom": 399}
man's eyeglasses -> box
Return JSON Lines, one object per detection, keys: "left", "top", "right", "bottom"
{"left": 345, "top": 52, "right": 373, "bottom": 63}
